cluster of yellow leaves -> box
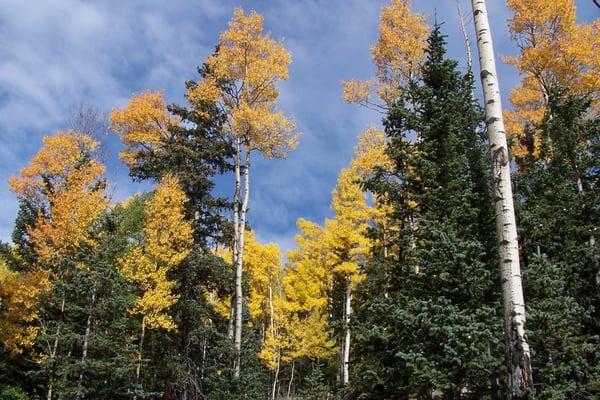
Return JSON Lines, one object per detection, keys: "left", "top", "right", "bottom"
{"left": 0, "top": 260, "right": 50, "bottom": 357}
{"left": 119, "top": 174, "right": 192, "bottom": 331}
{"left": 281, "top": 219, "right": 336, "bottom": 361}
{"left": 9, "top": 130, "right": 102, "bottom": 207}
{"left": 505, "top": 0, "right": 600, "bottom": 159}
{"left": 187, "top": 7, "right": 299, "bottom": 158}
{"left": 342, "top": 0, "right": 429, "bottom": 107}
{"left": 9, "top": 131, "right": 107, "bottom": 265}
{"left": 232, "top": 102, "right": 298, "bottom": 159}
{"left": 109, "top": 91, "right": 179, "bottom": 166}
{"left": 244, "top": 231, "right": 282, "bottom": 321}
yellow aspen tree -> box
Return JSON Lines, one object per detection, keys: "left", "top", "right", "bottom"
{"left": 281, "top": 219, "right": 337, "bottom": 393}
{"left": 109, "top": 91, "right": 179, "bottom": 167}
{"left": 118, "top": 174, "right": 193, "bottom": 395}
{"left": 8, "top": 130, "right": 107, "bottom": 400}
{"left": 0, "top": 258, "right": 50, "bottom": 356}
{"left": 504, "top": 0, "right": 600, "bottom": 159}
{"left": 243, "top": 231, "right": 284, "bottom": 400}
{"left": 186, "top": 7, "right": 299, "bottom": 377}
{"left": 322, "top": 127, "right": 394, "bottom": 386}
{"left": 342, "top": 0, "right": 429, "bottom": 109}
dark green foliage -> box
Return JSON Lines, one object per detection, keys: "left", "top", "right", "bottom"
{"left": 515, "top": 88, "right": 600, "bottom": 399}
{"left": 352, "top": 26, "right": 504, "bottom": 399}
{"left": 299, "top": 363, "right": 329, "bottom": 400}
{"left": 0, "top": 386, "right": 30, "bottom": 400}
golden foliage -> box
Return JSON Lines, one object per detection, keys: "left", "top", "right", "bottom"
{"left": 9, "top": 131, "right": 107, "bottom": 265}
{"left": 244, "top": 231, "right": 282, "bottom": 321}
{"left": 187, "top": 7, "right": 299, "bottom": 158}
{"left": 119, "top": 174, "right": 193, "bottom": 331}
{"left": 342, "top": 0, "right": 428, "bottom": 107}
{"left": 8, "top": 130, "right": 102, "bottom": 207}
{"left": 0, "top": 260, "right": 50, "bottom": 356}
{"left": 109, "top": 91, "right": 179, "bottom": 166}
{"left": 505, "top": 0, "right": 600, "bottom": 159}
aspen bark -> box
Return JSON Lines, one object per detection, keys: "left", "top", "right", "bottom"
{"left": 76, "top": 290, "right": 96, "bottom": 399}
{"left": 287, "top": 361, "right": 295, "bottom": 400}
{"left": 341, "top": 280, "right": 352, "bottom": 386}
{"left": 134, "top": 317, "right": 146, "bottom": 400}
{"left": 470, "top": 1, "right": 533, "bottom": 397}
{"left": 231, "top": 137, "right": 242, "bottom": 346}
{"left": 47, "top": 294, "right": 66, "bottom": 400}
{"left": 233, "top": 143, "right": 251, "bottom": 379}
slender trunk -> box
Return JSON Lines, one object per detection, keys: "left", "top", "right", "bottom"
{"left": 47, "top": 294, "right": 66, "bottom": 400}
{"left": 134, "top": 317, "right": 146, "bottom": 400}
{"left": 76, "top": 290, "right": 96, "bottom": 399}
{"left": 234, "top": 144, "right": 251, "bottom": 379}
{"left": 287, "top": 361, "right": 295, "bottom": 400}
{"left": 342, "top": 279, "right": 352, "bottom": 386}
{"left": 470, "top": 1, "right": 533, "bottom": 397}
{"left": 271, "top": 353, "right": 281, "bottom": 400}
{"left": 231, "top": 137, "right": 242, "bottom": 345}
{"left": 456, "top": 0, "right": 473, "bottom": 73}
{"left": 228, "top": 297, "right": 235, "bottom": 340}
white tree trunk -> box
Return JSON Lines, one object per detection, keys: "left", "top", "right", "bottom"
{"left": 231, "top": 137, "right": 242, "bottom": 345}
{"left": 470, "top": 1, "right": 533, "bottom": 397}
{"left": 341, "top": 280, "right": 352, "bottom": 386}
{"left": 233, "top": 143, "right": 251, "bottom": 379}
{"left": 76, "top": 290, "right": 96, "bottom": 399}
{"left": 134, "top": 317, "right": 146, "bottom": 400}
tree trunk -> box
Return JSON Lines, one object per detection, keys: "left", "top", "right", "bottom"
{"left": 470, "top": 1, "right": 533, "bottom": 397}
{"left": 76, "top": 290, "right": 96, "bottom": 399}
{"left": 134, "top": 317, "right": 146, "bottom": 400}
{"left": 47, "top": 294, "right": 66, "bottom": 400}
{"left": 231, "top": 137, "right": 242, "bottom": 345}
{"left": 234, "top": 143, "right": 251, "bottom": 379}
{"left": 342, "top": 279, "right": 352, "bottom": 386}
{"left": 272, "top": 353, "right": 281, "bottom": 400}
{"left": 287, "top": 361, "right": 295, "bottom": 400}
{"left": 456, "top": 0, "right": 473, "bottom": 73}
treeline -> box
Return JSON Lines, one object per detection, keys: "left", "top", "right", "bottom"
{"left": 1, "top": 1, "right": 599, "bottom": 400}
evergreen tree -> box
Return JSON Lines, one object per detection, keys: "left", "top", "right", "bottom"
{"left": 515, "top": 88, "right": 600, "bottom": 398}
{"left": 352, "top": 25, "right": 504, "bottom": 399}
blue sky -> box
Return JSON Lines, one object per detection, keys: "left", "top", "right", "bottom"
{"left": 0, "top": 0, "right": 598, "bottom": 254}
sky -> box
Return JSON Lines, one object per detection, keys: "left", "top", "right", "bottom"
{"left": 0, "top": 0, "right": 598, "bottom": 255}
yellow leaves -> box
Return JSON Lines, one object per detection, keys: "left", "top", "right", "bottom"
{"left": 343, "top": 0, "right": 428, "bottom": 107}
{"left": 118, "top": 174, "right": 192, "bottom": 331}
{"left": 232, "top": 102, "right": 298, "bottom": 159}
{"left": 109, "top": 91, "right": 178, "bottom": 166}
{"left": 244, "top": 231, "right": 282, "bottom": 321}
{"left": 0, "top": 260, "right": 50, "bottom": 357}
{"left": 507, "top": 0, "right": 575, "bottom": 41}
{"left": 9, "top": 130, "right": 102, "bottom": 207}
{"left": 505, "top": 0, "right": 600, "bottom": 158}
{"left": 9, "top": 130, "right": 107, "bottom": 265}
{"left": 187, "top": 7, "right": 298, "bottom": 159}
{"left": 144, "top": 174, "right": 193, "bottom": 268}
{"left": 213, "top": 8, "right": 291, "bottom": 85}
{"left": 342, "top": 80, "right": 374, "bottom": 105}
{"left": 372, "top": 0, "right": 429, "bottom": 85}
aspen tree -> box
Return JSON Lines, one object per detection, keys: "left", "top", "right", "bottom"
{"left": 342, "top": 0, "right": 428, "bottom": 109}
{"left": 118, "top": 174, "right": 192, "bottom": 398}
{"left": 187, "top": 8, "right": 298, "bottom": 378}
{"left": 470, "top": 1, "right": 533, "bottom": 397}
{"left": 9, "top": 130, "right": 107, "bottom": 400}
{"left": 504, "top": 0, "right": 600, "bottom": 159}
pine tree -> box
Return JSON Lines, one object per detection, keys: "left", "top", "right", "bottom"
{"left": 352, "top": 25, "right": 504, "bottom": 399}
{"left": 515, "top": 87, "right": 600, "bottom": 398}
